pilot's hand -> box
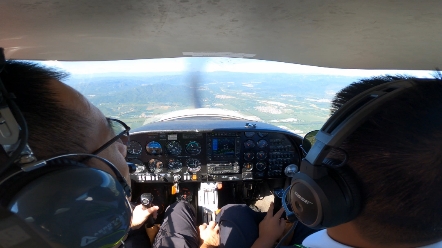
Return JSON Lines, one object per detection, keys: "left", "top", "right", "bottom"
{"left": 131, "top": 204, "right": 159, "bottom": 229}
{"left": 199, "top": 221, "right": 220, "bottom": 248}
{"left": 256, "top": 202, "right": 286, "bottom": 246}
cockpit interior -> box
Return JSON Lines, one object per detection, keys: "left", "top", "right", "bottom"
{"left": 1, "top": 0, "right": 442, "bottom": 247}
{"left": 128, "top": 118, "right": 302, "bottom": 225}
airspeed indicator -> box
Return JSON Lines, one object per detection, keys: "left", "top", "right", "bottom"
{"left": 127, "top": 141, "right": 142, "bottom": 155}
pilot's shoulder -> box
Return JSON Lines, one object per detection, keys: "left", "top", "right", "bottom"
{"left": 302, "top": 229, "right": 350, "bottom": 248}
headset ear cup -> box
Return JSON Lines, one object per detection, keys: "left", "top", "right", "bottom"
{"left": 1, "top": 159, "right": 132, "bottom": 247}
{"left": 290, "top": 158, "right": 363, "bottom": 229}
{"left": 322, "top": 158, "right": 362, "bottom": 222}
{"left": 290, "top": 171, "right": 324, "bottom": 228}
{"left": 0, "top": 159, "right": 82, "bottom": 207}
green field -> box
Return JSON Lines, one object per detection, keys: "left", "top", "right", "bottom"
{"left": 67, "top": 71, "right": 361, "bottom": 135}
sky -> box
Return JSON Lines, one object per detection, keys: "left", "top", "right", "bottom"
{"left": 40, "top": 57, "right": 434, "bottom": 78}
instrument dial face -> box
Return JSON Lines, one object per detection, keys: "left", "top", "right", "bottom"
{"left": 148, "top": 159, "right": 164, "bottom": 173}
{"left": 258, "top": 132, "right": 268, "bottom": 137}
{"left": 257, "top": 151, "right": 267, "bottom": 160}
{"left": 186, "top": 158, "right": 201, "bottom": 173}
{"left": 127, "top": 141, "right": 143, "bottom": 155}
{"left": 257, "top": 140, "right": 268, "bottom": 149}
{"left": 131, "top": 159, "right": 146, "bottom": 173}
{"left": 244, "top": 132, "right": 255, "bottom": 138}
{"left": 168, "top": 158, "right": 183, "bottom": 173}
{"left": 244, "top": 140, "right": 256, "bottom": 149}
{"left": 243, "top": 162, "right": 253, "bottom": 171}
{"left": 167, "top": 141, "right": 182, "bottom": 155}
{"left": 256, "top": 162, "right": 267, "bottom": 171}
{"left": 244, "top": 152, "right": 254, "bottom": 161}
{"left": 146, "top": 141, "right": 163, "bottom": 155}
{"left": 186, "top": 141, "right": 201, "bottom": 155}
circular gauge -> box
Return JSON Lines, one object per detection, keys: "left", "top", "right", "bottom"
{"left": 146, "top": 141, "right": 163, "bottom": 155}
{"left": 166, "top": 141, "right": 182, "bottom": 155}
{"left": 130, "top": 159, "right": 146, "bottom": 173}
{"left": 243, "top": 162, "right": 253, "bottom": 171}
{"left": 256, "top": 162, "right": 267, "bottom": 171}
{"left": 186, "top": 158, "right": 201, "bottom": 173}
{"left": 244, "top": 140, "right": 255, "bottom": 149}
{"left": 148, "top": 159, "right": 163, "bottom": 173}
{"left": 127, "top": 141, "right": 142, "bottom": 155}
{"left": 258, "top": 132, "right": 268, "bottom": 137}
{"left": 168, "top": 158, "right": 183, "bottom": 172}
{"left": 244, "top": 132, "right": 255, "bottom": 138}
{"left": 244, "top": 152, "right": 254, "bottom": 161}
{"left": 186, "top": 141, "right": 201, "bottom": 155}
{"left": 257, "top": 151, "right": 267, "bottom": 160}
{"left": 257, "top": 140, "right": 268, "bottom": 149}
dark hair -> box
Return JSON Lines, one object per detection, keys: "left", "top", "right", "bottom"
{"left": 330, "top": 75, "right": 416, "bottom": 114}
{"left": 0, "top": 61, "right": 90, "bottom": 161}
{"left": 331, "top": 75, "right": 442, "bottom": 244}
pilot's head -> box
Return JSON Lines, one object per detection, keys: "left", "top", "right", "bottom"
{"left": 0, "top": 59, "right": 133, "bottom": 247}
{"left": 0, "top": 60, "right": 130, "bottom": 184}
{"left": 326, "top": 75, "right": 442, "bottom": 246}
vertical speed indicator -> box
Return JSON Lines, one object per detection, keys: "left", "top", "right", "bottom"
{"left": 168, "top": 158, "right": 183, "bottom": 173}
{"left": 186, "top": 158, "right": 201, "bottom": 172}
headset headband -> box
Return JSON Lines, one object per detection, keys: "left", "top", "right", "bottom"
{"left": 0, "top": 48, "right": 4, "bottom": 70}
{"left": 0, "top": 48, "right": 20, "bottom": 146}
{"left": 0, "top": 48, "right": 30, "bottom": 175}
{"left": 304, "top": 79, "right": 416, "bottom": 168}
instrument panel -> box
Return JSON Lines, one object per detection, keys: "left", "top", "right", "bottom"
{"left": 128, "top": 130, "right": 301, "bottom": 183}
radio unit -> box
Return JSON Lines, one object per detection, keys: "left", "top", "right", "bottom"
{"left": 207, "top": 163, "right": 240, "bottom": 174}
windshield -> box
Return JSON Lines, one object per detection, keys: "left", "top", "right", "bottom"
{"left": 40, "top": 57, "right": 433, "bottom": 136}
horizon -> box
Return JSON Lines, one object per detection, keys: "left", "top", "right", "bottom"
{"left": 40, "top": 57, "right": 434, "bottom": 78}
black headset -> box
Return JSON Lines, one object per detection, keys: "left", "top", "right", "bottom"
{"left": 0, "top": 48, "right": 133, "bottom": 247}
{"left": 283, "top": 79, "right": 423, "bottom": 229}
